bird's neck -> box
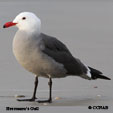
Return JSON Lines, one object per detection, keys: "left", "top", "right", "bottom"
{"left": 18, "top": 23, "right": 41, "bottom": 37}
{"left": 19, "top": 28, "right": 41, "bottom": 39}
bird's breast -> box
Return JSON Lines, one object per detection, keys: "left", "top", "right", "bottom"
{"left": 13, "top": 32, "right": 43, "bottom": 74}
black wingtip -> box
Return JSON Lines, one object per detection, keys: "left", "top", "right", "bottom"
{"left": 100, "top": 75, "right": 111, "bottom": 80}
{"left": 92, "top": 74, "right": 111, "bottom": 80}
{"left": 89, "top": 67, "right": 111, "bottom": 80}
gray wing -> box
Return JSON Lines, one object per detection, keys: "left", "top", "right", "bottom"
{"left": 41, "top": 33, "right": 87, "bottom": 75}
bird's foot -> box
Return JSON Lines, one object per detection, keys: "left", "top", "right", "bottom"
{"left": 17, "top": 97, "right": 37, "bottom": 102}
{"left": 17, "top": 97, "right": 52, "bottom": 103}
{"left": 37, "top": 98, "right": 52, "bottom": 103}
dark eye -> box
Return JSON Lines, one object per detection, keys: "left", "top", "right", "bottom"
{"left": 22, "top": 17, "right": 26, "bottom": 20}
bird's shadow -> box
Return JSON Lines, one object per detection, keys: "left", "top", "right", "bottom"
{"left": 0, "top": 95, "right": 104, "bottom": 106}
{"left": 28, "top": 96, "right": 102, "bottom": 106}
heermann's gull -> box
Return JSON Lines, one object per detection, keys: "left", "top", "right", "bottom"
{"left": 3, "top": 12, "right": 111, "bottom": 103}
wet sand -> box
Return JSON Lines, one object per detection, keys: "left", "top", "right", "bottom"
{"left": 0, "top": 0, "right": 113, "bottom": 113}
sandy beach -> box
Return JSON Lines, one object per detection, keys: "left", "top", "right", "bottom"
{"left": 0, "top": 0, "right": 113, "bottom": 113}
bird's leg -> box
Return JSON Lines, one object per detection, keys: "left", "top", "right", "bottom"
{"left": 31, "top": 76, "right": 38, "bottom": 100}
{"left": 17, "top": 76, "right": 38, "bottom": 102}
{"left": 38, "top": 77, "right": 52, "bottom": 103}
{"left": 48, "top": 77, "right": 52, "bottom": 102}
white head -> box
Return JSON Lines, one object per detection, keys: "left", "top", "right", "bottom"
{"left": 3, "top": 12, "right": 41, "bottom": 34}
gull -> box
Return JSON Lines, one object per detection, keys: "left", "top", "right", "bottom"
{"left": 3, "top": 12, "right": 111, "bottom": 103}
